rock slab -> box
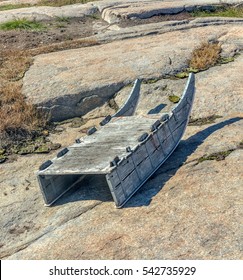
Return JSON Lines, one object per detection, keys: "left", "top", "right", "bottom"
{"left": 23, "top": 24, "right": 243, "bottom": 121}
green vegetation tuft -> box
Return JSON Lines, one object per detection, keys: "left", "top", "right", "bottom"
{"left": 39, "top": 0, "right": 96, "bottom": 7}
{"left": 191, "top": 6, "right": 243, "bottom": 18}
{"left": 168, "top": 95, "right": 180, "bottom": 103}
{"left": 0, "top": 18, "right": 44, "bottom": 31}
{"left": 0, "top": 0, "right": 96, "bottom": 11}
{"left": 0, "top": 4, "right": 32, "bottom": 11}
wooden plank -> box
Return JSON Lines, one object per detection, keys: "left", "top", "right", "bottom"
{"left": 132, "top": 143, "right": 148, "bottom": 166}
{"left": 136, "top": 156, "right": 153, "bottom": 180}
{"left": 145, "top": 135, "right": 158, "bottom": 154}
{"left": 110, "top": 184, "right": 126, "bottom": 206}
{"left": 39, "top": 115, "right": 160, "bottom": 175}
{"left": 170, "top": 120, "right": 188, "bottom": 144}
{"left": 150, "top": 146, "right": 164, "bottom": 167}
{"left": 122, "top": 169, "right": 141, "bottom": 195}
{"left": 156, "top": 121, "right": 171, "bottom": 142}
{"left": 112, "top": 79, "right": 141, "bottom": 117}
{"left": 117, "top": 156, "right": 135, "bottom": 181}
{"left": 168, "top": 113, "right": 182, "bottom": 133}
{"left": 151, "top": 131, "right": 162, "bottom": 149}
{"left": 107, "top": 169, "right": 120, "bottom": 188}
{"left": 173, "top": 102, "right": 191, "bottom": 120}
{"left": 160, "top": 134, "right": 176, "bottom": 157}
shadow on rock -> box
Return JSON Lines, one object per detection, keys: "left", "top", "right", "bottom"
{"left": 124, "top": 117, "right": 242, "bottom": 208}
{"left": 148, "top": 103, "right": 167, "bottom": 114}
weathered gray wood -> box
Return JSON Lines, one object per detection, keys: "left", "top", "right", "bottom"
{"left": 156, "top": 121, "right": 172, "bottom": 146}
{"left": 106, "top": 169, "right": 120, "bottom": 188}
{"left": 105, "top": 73, "right": 195, "bottom": 208}
{"left": 112, "top": 79, "right": 141, "bottom": 117}
{"left": 122, "top": 170, "right": 141, "bottom": 194}
{"left": 132, "top": 143, "right": 148, "bottom": 166}
{"left": 136, "top": 156, "right": 154, "bottom": 180}
{"left": 149, "top": 146, "right": 164, "bottom": 167}
{"left": 38, "top": 174, "right": 84, "bottom": 206}
{"left": 108, "top": 183, "right": 126, "bottom": 206}
{"left": 116, "top": 156, "right": 135, "bottom": 181}
{"left": 37, "top": 73, "right": 195, "bottom": 207}
{"left": 145, "top": 134, "right": 159, "bottom": 154}
{"left": 150, "top": 131, "right": 162, "bottom": 149}
{"left": 39, "top": 116, "right": 158, "bottom": 175}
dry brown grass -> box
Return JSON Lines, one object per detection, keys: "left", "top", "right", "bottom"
{"left": 0, "top": 81, "right": 45, "bottom": 132}
{"left": 189, "top": 42, "right": 221, "bottom": 70}
{"left": 0, "top": 38, "right": 98, "bottom": 146}
{"left": 0, "top": 49, "right": 33, "bottom": 81}
{"left": 0, "top": 48, "right": 46, "bottom": 143}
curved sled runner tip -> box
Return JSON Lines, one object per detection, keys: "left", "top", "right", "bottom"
{"left": 112, "top": 79, "right": 141, "bottom": 118}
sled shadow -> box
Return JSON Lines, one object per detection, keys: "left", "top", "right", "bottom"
{"left": 124, "top": 116, "right": 242, "bottom": 208}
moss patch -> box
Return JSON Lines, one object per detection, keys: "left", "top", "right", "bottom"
{"left": 39, "top": 0, "right": 95, "bottom": 7}
{"left": 143, "top": 78, "right": 161, "bottom": 84}
{"left": 219, "top": 57, "right": 235, "bottom": 64}
{"left": 13, "top": 141, "right": 61, "bottom": 155}
{"left": 188, "top": 115, "right": 222, "bottom": 126}
{"left": 0, "top": 131, "right": 61, "bottom": 162}
{"left": 175, "top": 72, "right": 189, "bottom": 79}
{"left": 0, "top": 0, "right": 96, "bottom": 11}
{"left": 168, "top": 95, "right": 180, "bottom": 103}
{"left": 189, "top": 42, "right": 221, "bottom": 71}
{"left": 197, "top": 149, "right": 235, "bottom": 163}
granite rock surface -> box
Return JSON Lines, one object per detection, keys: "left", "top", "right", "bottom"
{"left": 0, "top": 0, "right": 242, "bottom": 260}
